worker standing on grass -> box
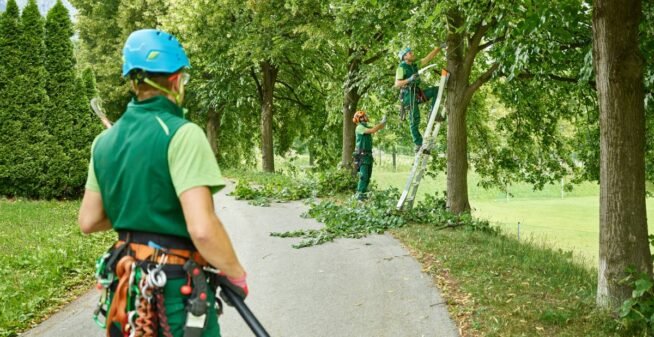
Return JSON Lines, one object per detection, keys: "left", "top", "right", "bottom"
{"left": 78, "top": 29, "right": 247, "bottom": 337}
{"left": 353, "top": 111, "right": 386, "bottom": 201}
{"left": 394, "top": 44, "right": 445, "bottom": 154}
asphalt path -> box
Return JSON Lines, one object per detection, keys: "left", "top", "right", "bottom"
{"left": 22, "top": 185, "right": 459, "bottom": 337}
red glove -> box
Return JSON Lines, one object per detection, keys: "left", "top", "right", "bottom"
{"left": 217, "top": 272, "right": 248, "bottom": 306}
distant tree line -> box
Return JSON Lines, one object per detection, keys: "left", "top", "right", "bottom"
{"left": 0, "top": 0, "right": 100, "bottom": 199}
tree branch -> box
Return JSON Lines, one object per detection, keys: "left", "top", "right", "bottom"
{"left": 478, "top": 35, "right": 505, "bottom": 51}
{"left": 463, "top": 19, "right": 495, "bottom": 78}
{"left": 362, "top": 50, "right": 386, "bottom": 65}
{"left": 250, "top": 67, "right": 263, "bottom": 102}
{"left": 465, "top": 62, "right": 499, "bottom": 99}
{"left": 516, "top": 71, "right": 596, "bottom": 90}
{"left": 273, "top": 94, "right": 311, "bottom": 109}
{"left": 276, "top": 79, "right": 310, "bottom": 108}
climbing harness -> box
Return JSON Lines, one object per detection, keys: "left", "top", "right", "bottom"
{"left": 397, "top": 68, "right": 450, "bottom": 211}
{"left": 92, "top": 231, "right": 213, "bottom": 337}
{"left": 353, "top": 149, "right": 371, "bottom": 171}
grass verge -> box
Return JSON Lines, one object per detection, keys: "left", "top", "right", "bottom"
{"left": 392, "top": 223, "right": 619, "bottom": 336}
{"left": 0, "top": 199, "right": 114, "bottom": 337}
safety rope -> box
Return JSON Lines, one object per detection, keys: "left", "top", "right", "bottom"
{"left": 107, "top": 255, "right": 136, "bottom": 335}
{"left": 156, "top": 291, "right": 175, "bottom": 337}
{"left": 134, "top": 292, "right": 157, "bottom": 337}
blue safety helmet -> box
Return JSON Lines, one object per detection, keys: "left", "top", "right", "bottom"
{"left": 122, "top": 29, "right": 190, "bottom": 77}
{"left": 398, "top": 47, "right": 411, "bottom": 61}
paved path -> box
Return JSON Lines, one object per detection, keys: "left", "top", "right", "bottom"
{"left": 22, "top": 185, "right": 459, "bottom": 337}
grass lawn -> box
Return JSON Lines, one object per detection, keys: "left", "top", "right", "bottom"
{"left": 393, "top": 224, "right": 619, "bottom": 336}
{"left": 373, "top": 154, "right": 654, "bottom": 266}
{"left": 0, "top": 199, "right": 113, "bottom": 337}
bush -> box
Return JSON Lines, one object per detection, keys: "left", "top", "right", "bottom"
{"left": 617, "top": 235, "right": 654, "bottom": 335}
{"left": 230, "top": 169, "right": 357, "bottom": 205}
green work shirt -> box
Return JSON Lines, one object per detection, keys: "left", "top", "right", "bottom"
{"left": 86, "top": 96, "right": 225, "bottom": 238}
{"left": 395, "top": 60, "right": 424, "bottom": 86}
{"left": 355, "top": 123, "right": 373, "bottom": 153}
{"left": 86, "top": 124, "right": 225, "bottom": 196}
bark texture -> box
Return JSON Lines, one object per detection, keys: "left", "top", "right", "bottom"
{"left": 260, "top": 60, "right": 278, "bottom": 172}
{"left": 593, "top": 0, "right": 652, "bottom": 308}
{"left": 445, "top": 9, "right": 472, "bottom": 213}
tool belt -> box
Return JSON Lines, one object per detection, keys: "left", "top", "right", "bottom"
{"left": 115, "top": 231, "right": 208, "bottom": 266}
{"left": 94, "top": 231, "right": 213, "bottom": 337}
{"left": 353, "top": 149, "right": 371, "bottom": 171}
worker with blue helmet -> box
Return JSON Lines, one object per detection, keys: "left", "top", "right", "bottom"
{"left": 394, "top": 43, "right": 446, "bottom": 154}
{"left": 79, "top": 29, "right": 249, "bottom": 337}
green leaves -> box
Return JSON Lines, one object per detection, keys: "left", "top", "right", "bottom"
{"left": 230, "top": 169, "right": 357, "bottom": 205}
{"left": 271, "top": 188, "right": 406, "bottom": 248}
{"left": 271, "top": 187, "right": 495, "bottom": 248}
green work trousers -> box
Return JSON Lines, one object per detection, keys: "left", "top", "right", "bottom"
{"left": 110, "top": 277, "right": 221, "bottom": 337}
{"left": 357, "top": 157, "right": 373, "bottom": 197}
{"left": 403, "top": 86, "right": 439, "bottom": 146}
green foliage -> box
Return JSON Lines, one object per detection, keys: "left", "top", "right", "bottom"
{"left": 0, "top": 199, "right": 114, "bottom": 337}
{"left": 271, "top": 188, "right": 496, "bottom": 248}
{"left": 40, "top": 0, "right": 100, "bottom": 198}
{"left": 230, "top": 169, "right": 358, "bottom": 205}
{"left": 271, "top": 188, "right": 405, "bottom": 248}
{"left": 617, "top": 235, "right": 654, "bottom": 335}
{"left": 71, "top": 0, "right": 128, "bottom": 118}
{"left": 0, "top": 0, "right": 52, "bottom": 198}
{"left": 81, "top": 67, "right": 97, "bottom": 100}
{"left": 394, "top": 218, "right": 618, "bottom": 336}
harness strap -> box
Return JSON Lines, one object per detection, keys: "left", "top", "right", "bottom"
{"left": 106, "top": 255, "right": 135, "bottom": 336}
{"left": 118, "top": 230, "right": 196, "bottom": 251}
{"left": 114, "top": 241, "right": 208, "bottom": 266}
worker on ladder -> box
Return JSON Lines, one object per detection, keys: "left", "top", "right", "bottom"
{"left": 394, "top": 44, "right": 445, "bottom": 154}
{"left": 352, "top": 111, "right": 386, "bottom": 201}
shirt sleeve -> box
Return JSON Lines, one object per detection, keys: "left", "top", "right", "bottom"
{"left": 168, "top": 123, "right": 226, "bottom": 196}
{"left": 85, "top": 134, "right": 103, "bottom": 192}
{"left": 395, "top": 66, "right": 405, "bottom": 81}
{"left": 355, "top": 124, "right": 367, "bottom": 135}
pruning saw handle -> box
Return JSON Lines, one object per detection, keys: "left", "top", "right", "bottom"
{"left": 221, "top": 287, "right": 270, "bottom": 337}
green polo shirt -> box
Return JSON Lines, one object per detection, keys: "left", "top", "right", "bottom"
{"left": 395, "top": 59, "right": 425, "bottom": 81}
{"left": 86, "top": 123, "right": 224, "bottom": 196}
{"left": 355, "top": 123, "right": 373, "bottom": 153}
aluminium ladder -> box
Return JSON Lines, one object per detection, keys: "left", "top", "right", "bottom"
{"left": 396, "top": 68, "right": 449, "bottom": 211}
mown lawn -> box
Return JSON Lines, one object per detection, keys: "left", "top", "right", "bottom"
{"left": 373, "top": 156, "right": 654, "bottom": 266}
{"left": 393, "top": 224, "right": 619, "bottom": 336}
{"left": 0, "top": 199, "right": 113, "bottom": 337}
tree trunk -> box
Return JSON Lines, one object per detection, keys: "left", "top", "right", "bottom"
{"left": 260, "top": 60, "right": 278, "bottom": 172}
{"left": 308, "top": 142, "right": 315, "bottom": 167}
{"left": 593, "top": 0, "right": 651, "bottom": 308}
{"left": 341, "top": 57, "right": 362, "bottom": 171}
{"left": 392, "top": 145, "right": 397, "bottom": 172}
{"left": 205, "top": 105, "right": 223, "bottom": 161}
{"left": 445, "top": 9, "right": 472, "bottom": 213}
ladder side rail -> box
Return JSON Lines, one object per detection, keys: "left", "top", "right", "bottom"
{"left": 420, "top": 72, "right": 449, "bottom": 146}
{"left": 406, "top": 119, "right": 444, "bottom": 207}
{"left": 397, "top": 151, "right": 424, "bottom": 209}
